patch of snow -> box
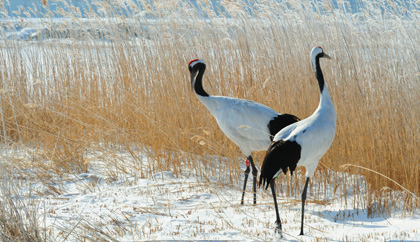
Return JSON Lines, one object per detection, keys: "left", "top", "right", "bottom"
{"left": 3, "top": 148, "right": 418, "bottom": 241}
{"left": 152, "top": 171, "right": 176, "bottom": 180}
{"left": 6, "top": 27, "right": 37, "bottom": 40}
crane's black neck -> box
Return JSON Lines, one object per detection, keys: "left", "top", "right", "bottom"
{"left": 315, "top": 56, "right": 325, "bottom": 93}
{"left": 194, "top": 64, "right": 209, "bottom": 97}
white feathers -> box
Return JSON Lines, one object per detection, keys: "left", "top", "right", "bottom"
{"left": 196, "top": 95, "right": 279, "bottom": 156}
{"left": 311, "top": 46, "right": 324, "bottom": 69}
{"left": 273, "top": 47, "right": 336, "bottom": 178}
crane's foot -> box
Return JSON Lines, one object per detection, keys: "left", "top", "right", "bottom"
{"left": 274, "top": 227, "right": 283, "bottom": 239}
{"left": 274, "top": 221, "right": 283, "bottom": 239}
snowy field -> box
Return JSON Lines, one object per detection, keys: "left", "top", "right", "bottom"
{"left": 1, "top": 3, "right": 419, "bottom": 241}
{"left": 3, "top": 148, "right": 419, "bottom": 241}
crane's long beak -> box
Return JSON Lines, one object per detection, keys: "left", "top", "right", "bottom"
{"left": 323, "top": 53, "right": 332, "bottom": 59}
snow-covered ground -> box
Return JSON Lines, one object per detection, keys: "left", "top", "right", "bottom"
{"left": 3, "top": 149, "right": 419, "bottom": 241}
{"left": 1, "top": 11, "right": 419, "bottom": 241}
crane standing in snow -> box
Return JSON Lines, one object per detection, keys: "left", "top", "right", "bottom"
{"left": 188, "top": 59, "right": 299, "bottom": 205}
{"left": 259, "top": 46, "right": 336, "bottom": 237}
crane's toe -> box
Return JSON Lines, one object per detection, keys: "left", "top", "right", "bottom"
{"left": 274, "top": 226, "right": 283, "bottom": 239}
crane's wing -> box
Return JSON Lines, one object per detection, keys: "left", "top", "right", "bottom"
{"left": 259, "top": 140, "right": 301, "bottom": 190}
{"left": 214, "top": 98, "right": 279, "bottom": 140}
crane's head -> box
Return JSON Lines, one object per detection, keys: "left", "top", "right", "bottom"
{"left": 311, "top": 46, "right": 331, "bottom": 69}
{"left": 188, "top": 59, "right": 206, "bottom": 91}
{"left": 311, "top": 46, "right": 331, "bottom": 60}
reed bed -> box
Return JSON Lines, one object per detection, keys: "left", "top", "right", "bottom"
{"left": 0, "top": 0, "right": 418, "bottom": 215}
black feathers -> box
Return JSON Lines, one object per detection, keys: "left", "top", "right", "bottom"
{"left": 267, "top": 114, "right": 300, "bottom": 141}
{"left": 315, "top": 56, "right": 325, "bottom": 93}
{"left": 189, "top": 61, "right": 209, "bottom": 97}
{"left": 259, "top": 140, "right": 301, "bottom": 190}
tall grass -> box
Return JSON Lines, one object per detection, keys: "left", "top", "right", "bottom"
{"left": 0, "top": 0, "right": 418, "bottom": 212}
{"left": 0, "top": 168, "right": 47, "bottom": 242}
{"left": 0, "top": 168, "right": 120, "bottom": 241}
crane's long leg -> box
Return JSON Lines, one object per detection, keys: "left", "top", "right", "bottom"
{"left": 300, "top": 177, "right": 310, "bottom": 236}
{"left": 270, "top": 179, "right": 282, "bottom": 237}
{"left": 248, "top": 156, "right": 258, "bottom": 205}
{"left": 240, "top": 164, "right": 250, "bottom": 205}
{"left": 241, "top": 156, "right": 258, "bottom": 205}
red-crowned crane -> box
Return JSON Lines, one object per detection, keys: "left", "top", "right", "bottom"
{"left": 259, "top": 46, "right": 336, "bottom": 237}
{"left": 188, "top": 59, "right": 300, "bottom": 205}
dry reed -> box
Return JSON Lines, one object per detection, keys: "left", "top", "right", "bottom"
{"left": 0, "top": 0, "right": 418, "bottom": 213}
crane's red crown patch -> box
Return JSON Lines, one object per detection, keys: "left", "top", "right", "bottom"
{"left": 188, "top": 59, "right": 200, "bottom": 66}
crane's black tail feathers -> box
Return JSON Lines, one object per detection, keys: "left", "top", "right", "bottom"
{"left": 259, "top": 176, "right": 272, "bottom": 190}
{"left": 259, "top": 140, "right": 301, "bottom": 190}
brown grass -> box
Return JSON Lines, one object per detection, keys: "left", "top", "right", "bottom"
{"left": 0, "top": 0, "right": 418, "bottom": 213}
{"left": 0, "top": 173, "right": 47, "bottom": 242}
